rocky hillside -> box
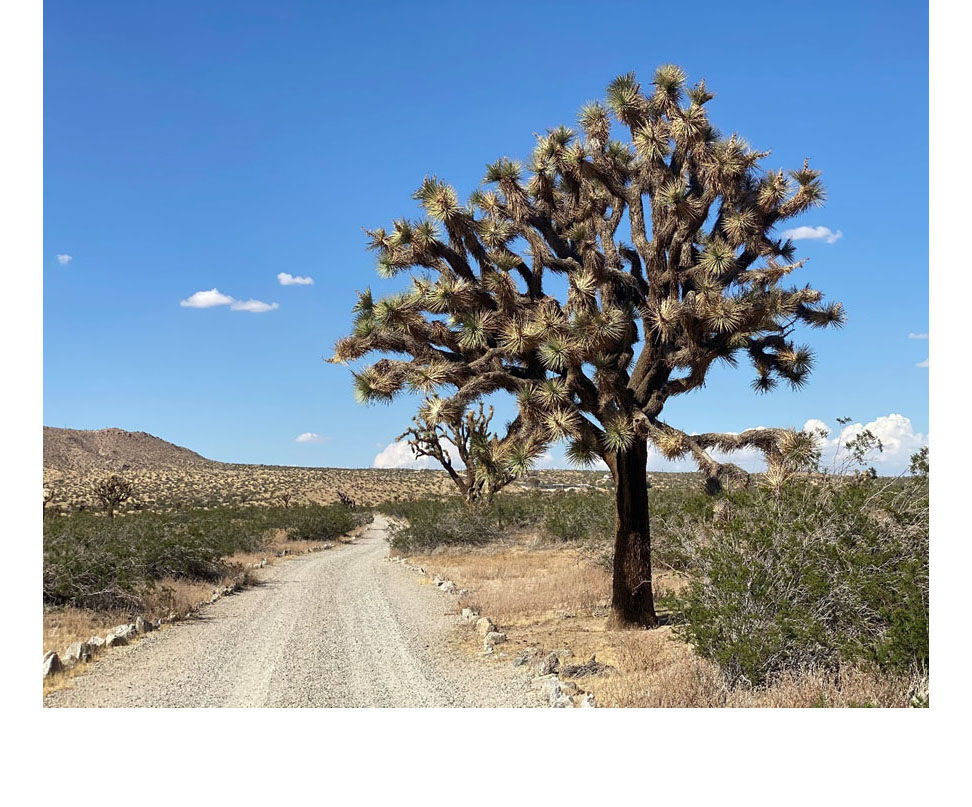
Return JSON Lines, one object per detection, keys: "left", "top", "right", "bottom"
{"left": 44, "top": 427, "right": 220, "bottom": 472}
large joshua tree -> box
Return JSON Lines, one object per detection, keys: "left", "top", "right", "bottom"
{"left": 331, "top": 66, "right": 844, "bottom": 627}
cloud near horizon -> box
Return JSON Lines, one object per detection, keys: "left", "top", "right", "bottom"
{"left": 373, "top": 440, "right": 445, "bottom": 469}
{"left": 56, "top": 253, "right": 73, "bottom": 265}
{"left": 295, "top": 432, "right": 329, "bottom": 444}
{"left": 371, "top": 413, "right": 926, "bottom": 476}
{"left": 806, "top": 414, "right": 927, "bottom": 472}
{"left": 277, "top": 272, "right": 314, "bottom": 286}
{"left": 180, "top": 288, "right": 278, "bottom": 313}
{"left": 781, "top": 225, "right": 843, "bottom": 244}
{"left": 908, "top": 332, "right": 929, "bottom": 340}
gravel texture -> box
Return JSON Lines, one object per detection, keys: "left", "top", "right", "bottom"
{"left": 45, "top": 516, "right": 541, "bottom": 708}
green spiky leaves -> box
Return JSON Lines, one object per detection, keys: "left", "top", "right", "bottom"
{"left": 606, "top": 72, "right": 646, "bottom": 125}
{"left": 538, "top": 337, "right": 575, "bottom": 372}
{"left": 698, "top": 240, "right": 736, "bottom": 278}
{"left": 457, "top": 312, "right": 493, "bottom": 349}
{"left": 543, "top": 407, "right": 581, "bottom": 440}
{"left": 653, "top": 64, "right": 687, "bottom": 96}
{"left": 601, "top": 416, "right": 636, "bottom": 452}
{"left": 484, "top": 157, "right": 522, "bottom": 184}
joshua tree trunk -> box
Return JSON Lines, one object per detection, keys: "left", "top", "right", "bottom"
{"left": 609, "top": 441, "right": 657, "bottom": 628}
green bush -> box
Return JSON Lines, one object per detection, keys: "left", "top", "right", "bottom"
{"left": 382, "top": 498, "right": 501, "bottom": 551}
{"left": 278, "top": 504, "right": 361, "bottom": 541}
{"left": 378, "top": 486, "right": 712, "bottom": 555}
{"left": 43, "top": 503, "right": 363, "bottom": 612}
{"left": 666, "top": 476, "right": 929, "bottom": 687}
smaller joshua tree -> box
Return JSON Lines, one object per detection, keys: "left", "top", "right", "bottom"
{"left": 399, "top": 400, "right": 546, "bottom": 505}
{"left": 92, "top": 474, "right": 133, "bottom": 519}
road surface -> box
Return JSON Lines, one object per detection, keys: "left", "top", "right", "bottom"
{"left": 45, "top": 516, "right": 539, "bottom": 707}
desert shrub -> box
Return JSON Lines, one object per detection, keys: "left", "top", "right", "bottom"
{"left": 666, "top": 475, "right": 929, "bottom": 687}
{"left": 43, "top": 503, "right": 361, "bottom": 612}
{"left": 280, "top": 504, "right": 362, "bottom": 541}
{"left": 383, "top": 498, "right": 501, "bottom": 551}
{"left": 379, "top": 485, "right": 712, "bottom": 555}
{"left": 541, "top": 492, "right": 615, "bottom": 542}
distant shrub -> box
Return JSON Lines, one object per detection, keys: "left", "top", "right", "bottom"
{"left": 379, "top": 485, "right": 713, "bottom": 556}
{"left": 666, "top": 475, "right": 929, "bottom": 687}
{"left": 382, "top": 498, "right": 501, "bottom": 551}
{"left": 281, "top": 504, "right": 361, "bottom": 541}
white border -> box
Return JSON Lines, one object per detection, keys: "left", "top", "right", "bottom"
{"left": 3, "top": 1, "right": 965, "bottom": 802}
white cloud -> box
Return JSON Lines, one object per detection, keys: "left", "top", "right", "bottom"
{"left": 181, "top": 288, "right": 279, "bottom": 313}
{"left": 781, "top": 225, "right": 843, "bottom": 244}
{"left": 180, "top": 288, "right": 235, "bottom": 308}
{"left": 807, "top": 414, "right": 927, "bottom": 473}
{"left": 916, "top": 358, "right": 929, "bottom": 368}
{"left": 373, "top": 440, "right": 456, "bottom": 469}
{"left": 278, "top": 272, "right": 314, "bottom": 286}
{"left": 230, "top": 299, "right": 279, "bottom": 313}
{"left": 56, "top": 253, "right": 72, "bottom": 265}
{"left": 908, "top": 332, "right": 929, "bottom": 340}
{"left": 295, "top": 432, "right": 329, "bottom": 444}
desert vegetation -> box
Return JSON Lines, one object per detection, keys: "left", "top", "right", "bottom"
{"left": 42, "top": 465, "right": 461, "bottom": 513}
{"left": 42, "top": 500, "right": 367, "bottom": 669}
{"left": 381, "top": 450, "right": 928, "bottom": 707}
{"left": 44, "top": 502, "right": 362, "bottom": 612}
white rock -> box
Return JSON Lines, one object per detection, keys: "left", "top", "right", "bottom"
{"left": 483, "top": 631, "right": 507, "bottom": 651}
{"left": 87, "top": 635, "right": 105, "bottom": 650}
{"left": 135, "top": 616, "right": 153, "bottom": 634}
{"left": 531, "top": 673, "right": 559, "bottom": 690}
{"left": 578, "top": 693, "right": 597, "bottom": 708}
{"left": 63, "top": 641, "right": 92, "bottom": 665}
{"left": 438, "top": 581, "right": 458, "bottom": 594}
{"left": 460, "top": 607, "right": 479, "bottom": 622}
{"left": 537, "top": 652, "right": 560, "bottom": 676}
{"left": 111, "top": 623, "right": 137, "bottom": 640}
{"left": 475, "top": 617, "right": 496, "bottom": 636}
{"left": 43, "top": 651, "right": 62, "bottom": 677}
{"left": 105, "top": 623, "right": 136, "bottom": 646}
{"left": 544, "top": 678, "right": 577, "bottom": 707}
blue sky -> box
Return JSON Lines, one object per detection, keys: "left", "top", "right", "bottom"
{"left": 43, "top": 0, "right": 928, "bottom": 472}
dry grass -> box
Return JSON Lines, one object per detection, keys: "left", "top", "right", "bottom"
{"left": 412, "top": 540, "right": 611, "bottom": 624}
{"left": 407, "top": 537, "right": 920, "bottom": 708}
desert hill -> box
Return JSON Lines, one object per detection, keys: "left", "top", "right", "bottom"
{"left": 43, "top": 426, "right": 220, "bottom": 472}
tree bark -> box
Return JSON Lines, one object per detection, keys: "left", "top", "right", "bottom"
{"left": 609, "top": 441, "right": 658, "bottom": 628}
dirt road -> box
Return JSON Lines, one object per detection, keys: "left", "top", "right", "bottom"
{"left": 45, "top": 516, "right": 539, "bottom": 707}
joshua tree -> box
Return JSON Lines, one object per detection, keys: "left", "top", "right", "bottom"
{"left": 336, "top": 490, "right": 357, "bottom": 511}
{"left": 331, "top": 66, "right": 843, "bottom": 626}
{"left": 400, "top": 401, "right": 540, "bottom": 505}
{"left": 92, "top": 474, "right": 133, "bottom": 519}
{"left": 280, "top": 492, "right": 293, "bottom": 508}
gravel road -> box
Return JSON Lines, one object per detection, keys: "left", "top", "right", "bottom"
{"left": 45, "top": 516, "right": 540, "bottom": 708}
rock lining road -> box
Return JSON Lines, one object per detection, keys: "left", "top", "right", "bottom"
{"left": 45, "top": 516, "right": 540, "bottom": 708}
